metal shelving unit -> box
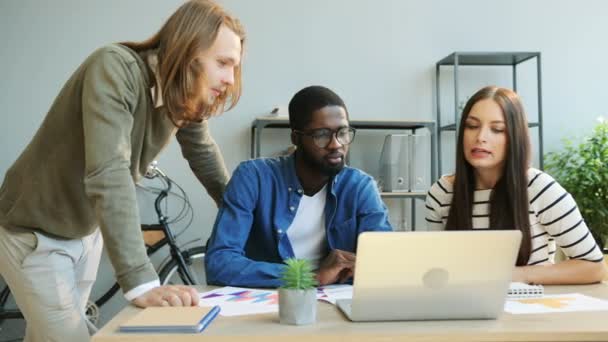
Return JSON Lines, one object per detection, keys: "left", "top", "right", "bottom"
{"left": 435, "top": 52, "right": 544, "bottom": 175}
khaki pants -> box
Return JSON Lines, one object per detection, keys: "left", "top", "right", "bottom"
{"left": 0, "top": 224, "right": 103, "bottom": 342}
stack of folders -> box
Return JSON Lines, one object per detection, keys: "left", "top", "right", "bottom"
{"left": 119, "top": 306, "right": 221, "bottom": 333}
{"left": 507, "top": 282, "right": 544, "bottom": 299}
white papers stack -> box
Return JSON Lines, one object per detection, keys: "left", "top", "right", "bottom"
{"left": 317, "top": 284, "right": 353, "bottom": 304}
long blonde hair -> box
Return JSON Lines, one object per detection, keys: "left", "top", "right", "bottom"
{"left": 123, "top": 0, "right": 245, "bottom": 125}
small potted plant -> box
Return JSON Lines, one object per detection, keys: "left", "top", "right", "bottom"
{"left": 278, "top": 258, "right": 318, "bottom": 325}
{"left": 545, "top": 117, "right": 608, "bottom": 250}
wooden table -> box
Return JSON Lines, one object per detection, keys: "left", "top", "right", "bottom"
{"left": 93, "top": 283, "right": 608, "bottom": 342}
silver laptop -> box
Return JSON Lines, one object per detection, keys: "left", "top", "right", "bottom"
{"left": 336, "top": 230, "right": 522, "bottom": 321}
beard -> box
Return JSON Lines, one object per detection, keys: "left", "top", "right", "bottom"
{"left": 299, "top": 147, "right": 345, "bottom": 177}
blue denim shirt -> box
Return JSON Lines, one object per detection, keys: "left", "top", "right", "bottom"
{"left": 205, "top": 154, "right": 392, "bottom": 288}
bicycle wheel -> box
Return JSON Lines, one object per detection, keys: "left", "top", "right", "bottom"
{"left": 158, "top": 246, "right": 206, "bottom": 286}
{"left": 0, "top": 285, "right": 24, "bottom": 320}
{"left": 0, "top": 285, "right": 25, "bottom": 341}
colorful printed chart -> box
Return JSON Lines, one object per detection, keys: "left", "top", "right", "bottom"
{"left": 199, "top": 286, "right": 353, "bottom": 316}
{"left": 199, "top": 287, "right": 280, "bottom": 316}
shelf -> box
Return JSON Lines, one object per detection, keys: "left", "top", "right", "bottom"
{"left": 437, "top": 52, "right": 540, "bottom": 66}
{"left": 252, "top": 115, "right": 435, "bottom": 130}
{"left": 435, "top": 51, "right": 544, "bottom": 173}
{"left": 440, "top": 123, "right": 456, "bottom": 131}
{"left": 380, "top": 191, "right": 427, "bottom": 199}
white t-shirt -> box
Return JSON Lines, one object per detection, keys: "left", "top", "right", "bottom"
{"left": 287, "top": 185, "right": 328, "bottom": 270}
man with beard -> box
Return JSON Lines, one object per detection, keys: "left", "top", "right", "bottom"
{"left": 205, "top": 85, "right": 392, "bottom": 287}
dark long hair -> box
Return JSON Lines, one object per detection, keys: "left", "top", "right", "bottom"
{"left": 445, "top": 86, "right": 532, "bottom": 266}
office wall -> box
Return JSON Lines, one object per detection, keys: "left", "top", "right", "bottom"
{"left": 1, "top": 0, "right": 607, "bottom": 327}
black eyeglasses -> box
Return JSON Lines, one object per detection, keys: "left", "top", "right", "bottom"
{"left": 293, "top": 127, "right": 356, "bottom": 148}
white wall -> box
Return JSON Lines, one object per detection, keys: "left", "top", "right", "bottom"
{"left": 1, "top": 0, "right": 607, "bottom": 326}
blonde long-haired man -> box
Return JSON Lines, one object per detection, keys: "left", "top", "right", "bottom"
{"left": 0, "top": 1, "right": 244, "bottom": 341}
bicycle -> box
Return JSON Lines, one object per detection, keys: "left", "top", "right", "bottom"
{"left": 0, "top": 163, "right": 207, "bottom": 334}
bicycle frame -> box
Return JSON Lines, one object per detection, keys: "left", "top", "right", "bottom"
{"left": 153, "top": 174, "right": 197, "bottom": 285}
{"left": 93, "top": 223, "right": 178, "bottom": 308}
{"left": 0, "top": 165, "right": 200, "bottom": 324}
{"left": 0, "top": 285, "right": 21, "bottom": 320}
{"left": 94, "top": 169, "right": 197, "bottom": 309}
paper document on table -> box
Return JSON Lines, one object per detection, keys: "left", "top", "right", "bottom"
{"left": 199, "top": 287, "right": 280, "bottom": 316}
{"left": 199, "top": 285, "right": 352, "bottom": 315}
{"left": 317, "top": 284, "right": 353, "bottom": 304}
{"left": 505, "top": 293, "right": 608, "bottom": 314}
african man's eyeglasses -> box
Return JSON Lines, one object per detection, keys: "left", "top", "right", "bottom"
{"left": 293, "top": 127, "right": 356, "bottom": 148}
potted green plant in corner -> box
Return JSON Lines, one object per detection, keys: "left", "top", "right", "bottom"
{"left": 278, "top": 258, "right": 318, "bottom": 325}
{"left": 545, "top": 118, "right": 608, "bottom": 251}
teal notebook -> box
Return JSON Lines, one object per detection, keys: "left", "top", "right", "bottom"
{"left": 119, "top": 305, "right": 220, "bottom": 333}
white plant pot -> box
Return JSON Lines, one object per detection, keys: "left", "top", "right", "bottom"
{"left": 278, "top": 288, "right": 317, "bottom": 325}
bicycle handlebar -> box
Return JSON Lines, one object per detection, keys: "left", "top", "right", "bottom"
{"left": 144, "top": 161, "right": 167, "bottom": 180}
{"left": 145, "top": 161, "right": 172, "bottom": 220}
{"left": 144, "top": 162, "right": 197, "bottom": 284}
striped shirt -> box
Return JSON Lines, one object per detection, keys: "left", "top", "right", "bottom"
{"left": 425, "top": 168, "right": 604, "bottom": 266}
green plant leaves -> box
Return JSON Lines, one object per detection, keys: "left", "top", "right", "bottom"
{"left": 545, "top": 120, "right": 608, "bottom": 248}
{"left": 280, "top": 258, "right": 318, "bottom": 290}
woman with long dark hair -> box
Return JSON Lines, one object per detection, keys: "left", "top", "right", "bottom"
{"left": 426, "top": 86, "right": 606, "bottom": 285}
